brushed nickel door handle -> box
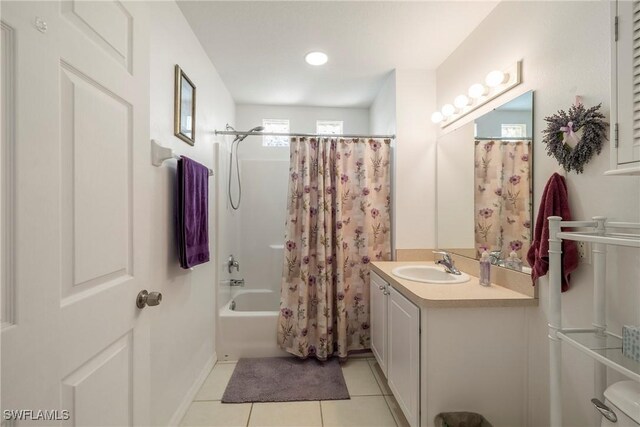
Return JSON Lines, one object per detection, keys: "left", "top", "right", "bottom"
{"left": 136, "top": 290, "right": 162, "bottom": 309}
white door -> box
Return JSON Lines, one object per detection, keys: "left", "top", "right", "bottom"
{"left": 1, "top": 2, "right": 151, "bottom": 425}
{"left": 370, "top": 272, "right": 388, "bottom": 376}
{"left": 387, "top": 287, "right": 420, "bottom": 427}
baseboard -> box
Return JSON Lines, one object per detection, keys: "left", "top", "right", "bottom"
{"left": 168, "top": 352, "right": 217, "bottom": 427}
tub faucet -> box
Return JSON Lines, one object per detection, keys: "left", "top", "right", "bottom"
{"left": 228, "top": 255, "right": 240, "bottom": 273}
{"left": 230, "top": 279, "right": 245, "bottom": 287}
{"left": 433, "top": 251, "right": 461, "bottom": 275}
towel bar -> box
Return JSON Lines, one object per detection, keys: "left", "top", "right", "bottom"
{"left": 151, "top": 139, "right": 214, "bottom": 176}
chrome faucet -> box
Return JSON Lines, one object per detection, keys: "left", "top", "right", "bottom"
{"left": 230, "top": 279, "right": 245, "bottom": 287}
{"left": 228, "top": 255, "right": 240, "bottom": 273}
{"left": 489, "top": 250, "right": 503, "bottom": 266}
{"left": 433, "top": 251, "right": 461, "bottom": 275}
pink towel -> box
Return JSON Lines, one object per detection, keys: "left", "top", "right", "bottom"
{"left": 526, "top": 173, "right": 578, "bottom": 292}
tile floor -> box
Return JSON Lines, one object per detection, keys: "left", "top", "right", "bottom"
{"left": 180, "top": 357, "right": 410, "bottom": 427}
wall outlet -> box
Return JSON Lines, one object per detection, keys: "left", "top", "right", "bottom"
{"left": 577, "top": 241, "right": 591, "bottom": 264}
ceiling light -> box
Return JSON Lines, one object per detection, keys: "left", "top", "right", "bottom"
{"left": 468, "top": 83, "right": 488, "bottom": 99}
{"left": 431, "top": 112, "right": 444, "bottom": 124}
{"left": 305, "top": 51, "right": 328, "bottom": 66}
{"left": 454, "top": 94, "right": 470, "bottom": 109}
{"left": 441, "top": 104, "right": 456, "bottom": 117}
{"left": 485, "top": 70, "right": 508, "bottom": 87}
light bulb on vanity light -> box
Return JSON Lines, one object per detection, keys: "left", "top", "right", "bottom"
{"left": 431, "top": 112, "right": 444, "bottom": 123}
{"left": 468, "top": 83, "right": 488, "bottom": 99}
{"left": 441, "top": 104, "right": 456, "bottom": 117}
{"left": 454, "top": 94, "right": 470, "bottom": 109}
{"left": 485, "top": 70, "right": 508, "bottom": 87}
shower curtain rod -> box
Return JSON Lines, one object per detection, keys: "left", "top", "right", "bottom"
{"left": 475, "top": 137, "right": 531, "bottom": 141}
{"left": 215, "top": 130, "right": 396, "bottom": 139}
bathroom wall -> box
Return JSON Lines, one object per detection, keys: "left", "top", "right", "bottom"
{"left": 149, "top": 2, "right": 235, "bottom": 425}
{"left": 370, "top": 71, "right": 397, "bottom": 137}
{"left": 435, "top": 2, "right": 640, "bottom": 426}
{"left": 370, "top": 70, "right": 438, "bottom": 253}
{"left": 230, "top": 105, "right": 370, "bottom": 294}
{"left": 370, "top": 72, "right": 398, "bottom": 256}
{"left": 395, "top": 70, "right": 438, "bottom": 251}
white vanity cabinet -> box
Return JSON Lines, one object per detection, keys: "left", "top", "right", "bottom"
{"left": 609, "top": 0, "right": 640, "bottom": 175}
{"left": 370, "top": 271, "right": 420, "bottom": 427}
{"left": 387, "top": 286, "right": 420, "bottom": 427}
{"left": 370, "top": 271, "right": 389, "bottom": 375}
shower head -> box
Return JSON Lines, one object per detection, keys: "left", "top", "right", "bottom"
{"left": 228, "top": 125, "right": 266, "bottom": 210}
{"left": 235, "top": 125, "right": 265, "bottom": 142}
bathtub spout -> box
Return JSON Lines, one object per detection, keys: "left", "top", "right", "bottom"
{"left": 230, "top": 279, "right": 245, "bottom": 287}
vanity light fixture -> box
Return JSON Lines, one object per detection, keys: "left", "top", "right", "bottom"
{"left": 468, "top": 83, "right": 488, "bottom": 99}
{"left": 431, "top": 112, "right": 444, "bottom": 124}
{"left": 432, "top": 61, "right": 522, "bottom": 128}
{"left": 485, "top": 70, "right": 508, "bottom": 87}
{"left": 454, "top": 94, "right": 471, "bottom": 109}
{"left": 441, "top": 104, "right": 456, "bottom": 117}
{"left": 305, "top": 51, "right": 328, "bottom": 66}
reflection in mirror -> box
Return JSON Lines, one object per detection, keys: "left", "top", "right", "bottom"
{"left": 436, "top": 91, "right": 533, "bottom": 273}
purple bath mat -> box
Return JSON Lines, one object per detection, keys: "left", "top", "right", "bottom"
{"left": 221, "top": 357, "right": 350, "bottom": 403}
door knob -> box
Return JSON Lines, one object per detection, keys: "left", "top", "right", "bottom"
{"left": 136, "top": 290, "right": 162, "bottom": 309}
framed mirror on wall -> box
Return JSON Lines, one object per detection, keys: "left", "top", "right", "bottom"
{"left": 174, "top": 65, "right": 196, "bottom": 145}
{"left": 436, "top": 91, "right": 534, "bottom": 273}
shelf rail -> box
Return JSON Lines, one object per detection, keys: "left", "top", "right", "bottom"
{"left": 548, "top": 216, "right": 640, "bottom": 427}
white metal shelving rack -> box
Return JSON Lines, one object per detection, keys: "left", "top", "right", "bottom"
{"left": 548, "top": 216, "right": 640, "bottom": 427}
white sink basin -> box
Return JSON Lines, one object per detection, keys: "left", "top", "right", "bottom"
{"left": 391, "top": 265, "right": 470, "bottom": 284}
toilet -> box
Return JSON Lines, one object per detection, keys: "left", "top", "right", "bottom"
{"left": 599, "top": 381, "right": 640, "bottom": 426}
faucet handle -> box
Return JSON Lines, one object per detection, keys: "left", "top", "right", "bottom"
{"left": 228, "top": 255, "right": 240, "bottom": 273}
{"left": 433, "top": 250, "right": 452, "bottom": 261}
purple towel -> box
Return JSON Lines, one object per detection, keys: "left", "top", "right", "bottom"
{"left": 177, "top": 156, "right": 210, "bottom": 268}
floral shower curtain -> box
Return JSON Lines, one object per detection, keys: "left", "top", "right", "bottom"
{"left": 278, "top": 137, "right": 391, "bottom": 360}
{"left": 474, "top": 140, "right": 532, "bottom": 264}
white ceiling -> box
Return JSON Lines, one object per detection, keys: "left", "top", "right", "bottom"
{"left": 178, "top": 1, "right": 499, "bottom": 108}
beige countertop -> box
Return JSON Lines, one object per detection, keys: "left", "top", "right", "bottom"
{"left": 371, "top": 261, "right": 538, "bottom": 308}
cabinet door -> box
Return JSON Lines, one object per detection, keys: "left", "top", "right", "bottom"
{"left": 613, "top": 0, "right": 640, "bottom": 165}
{"left": 370, "top": 272, "right": 388, "bottom": 376}
{"left": 388, "top": 287, "right": 420, "bottom": 427}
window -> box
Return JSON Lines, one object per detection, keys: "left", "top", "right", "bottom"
{"left": 262, "top": 119, "right": 290, "bottom": 147}
{"left": 316, "top": 120, "right": 343, "bottom": 136}
{"left": 501, "top": 124, "right": 527, "bottom": 138}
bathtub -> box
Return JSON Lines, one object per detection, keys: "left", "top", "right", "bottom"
{"left": 218, "top": 289, "right": 289, "bottom": 360}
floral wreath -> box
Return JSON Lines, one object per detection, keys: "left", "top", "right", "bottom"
{"left": 542, "top": 103, "right": 608, "bottom": 174}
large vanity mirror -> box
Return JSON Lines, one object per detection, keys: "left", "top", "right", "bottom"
{"left": 436, "top": 91, "right": 533, "bottom": 273}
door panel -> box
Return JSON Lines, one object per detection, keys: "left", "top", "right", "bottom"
{"left": 61, "top": 0, "right": 133, "bottom": 71}
{"left": 61, "top": 332, "right": 133, "bottom": 427}
{"left": 1, "top": 2, "right": 150, "bottom": 425}
{"left": 388, "top": 287, "right": 420, "bottom": 427}
{"left": 60, "top": 64, "right": 132, "bottom": 296}
{"left": 370, "top": 272, "right": 388, "bottom": 376}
